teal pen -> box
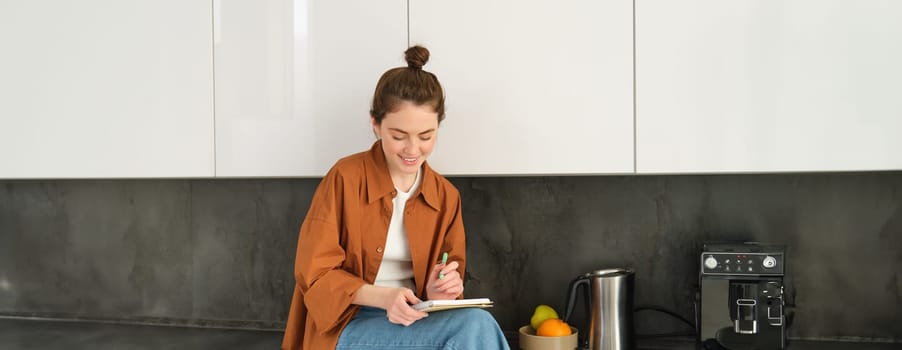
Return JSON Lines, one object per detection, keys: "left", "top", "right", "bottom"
{"left": 439, "top": 252, "right": 448, "bottom": 279}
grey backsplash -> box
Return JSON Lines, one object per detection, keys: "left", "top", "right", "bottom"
{"left": 1, "top": 173, "right": 900, "bottom": 341}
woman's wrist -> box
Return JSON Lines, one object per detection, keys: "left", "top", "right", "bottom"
{"left": 353, "top": 284, "right": 408, "bottom": 310}
{"left": 351, "top": 284, "right": 382, "bottom": 308}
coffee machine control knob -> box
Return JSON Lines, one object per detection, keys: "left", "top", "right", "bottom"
{"left": 762, "top": 256, "right": 777, "bottom": 269}
{"left": 704, "top": 256, "right": 718, "bottom": 269}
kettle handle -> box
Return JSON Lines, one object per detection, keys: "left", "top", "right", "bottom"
{"left": 563, "top": 274, "right": 590, "bottom": 323}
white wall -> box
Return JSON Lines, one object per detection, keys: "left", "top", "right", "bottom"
{"left": 0, "top": 1, "right": 214, "bottom": 178}
{"left": 636, "top": 0, "right": 902, "bottom": 173}
{"left": 3, "top": 0, "right": 900, "bottom": 178}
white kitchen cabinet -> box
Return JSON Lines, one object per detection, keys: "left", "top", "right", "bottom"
{"left": 0, "top": 1, "right": 214, "bottom": 178}
{"left": 636, "top": 0, "right": 902, "bottom": 173}
{"left": 214, "top": 0, "right": 407, "bottom": 177}
{"left": 409, "top": 0, "right": 635, "bottom": 175}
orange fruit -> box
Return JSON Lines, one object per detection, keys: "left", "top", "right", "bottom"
{"left": 535, "top": 318, "right": 571, "bottom": 337}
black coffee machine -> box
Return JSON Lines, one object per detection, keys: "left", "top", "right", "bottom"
{"left": 698, "top": 243, "right": 786, "bottom": 350}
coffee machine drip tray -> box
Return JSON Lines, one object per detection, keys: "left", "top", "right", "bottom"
{"left": 699, "top": 242, "right": 786, "bottom": 350}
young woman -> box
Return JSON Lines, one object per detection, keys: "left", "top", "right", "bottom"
{"left": 281, "top": 46, "right": 509, "bottom": 349}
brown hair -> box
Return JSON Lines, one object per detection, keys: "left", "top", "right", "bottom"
{"left": 370, "top": 46, "right": 445, "bottom": 124}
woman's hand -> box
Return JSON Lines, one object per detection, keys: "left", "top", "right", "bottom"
{"left": 426, "top": 260, "right": 463, "bottom": 300}
{"left": 352, "top": 284, "right": 428, "bottom": 326}
{"left": 379, "top": 287, "right": 429, "bottom": 326}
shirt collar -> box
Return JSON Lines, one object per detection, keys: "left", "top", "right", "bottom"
{"left": 364, "top": 140, "right": 441, "bottom": 210}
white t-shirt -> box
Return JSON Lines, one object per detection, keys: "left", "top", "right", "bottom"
{"left": 373, "top": 168, "right": 422, "bottom": 291}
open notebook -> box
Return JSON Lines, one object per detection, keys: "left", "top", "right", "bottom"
{"left": 412, "top": 298, "right": 494, "bottom": 312}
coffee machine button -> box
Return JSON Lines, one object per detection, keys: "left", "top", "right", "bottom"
{"left": 763, "top": 256, "right": 777, "bottom": 268}
{"left": 704, "top": 256, "right": 718, "bottom": 269}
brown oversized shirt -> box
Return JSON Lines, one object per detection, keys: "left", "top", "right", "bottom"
{"left": 281, "top": 140, "right": 467, "bottom": 350}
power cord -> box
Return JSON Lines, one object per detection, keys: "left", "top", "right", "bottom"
{"left": 634, "top": 305, "right": 697, "bottom": 339}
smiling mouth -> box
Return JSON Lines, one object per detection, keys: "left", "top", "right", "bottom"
{"left": 401, "top": 156, "right": 418, "bottom": 165}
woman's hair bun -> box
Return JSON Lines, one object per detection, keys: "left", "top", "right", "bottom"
{"left": 405, "top": 45, "right": 430, "bottom": 69}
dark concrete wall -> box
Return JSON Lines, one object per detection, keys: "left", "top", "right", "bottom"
{"left": 1, "top": 173, "right": 900, "bottom": 341}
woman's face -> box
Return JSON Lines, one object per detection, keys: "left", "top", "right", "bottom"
{"left": 372, "top": 101, "right": 439, "bottom": 179}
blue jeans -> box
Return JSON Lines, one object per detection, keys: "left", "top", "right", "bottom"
{"left": 336, "top": 306, "right": 510, "bottom": 350}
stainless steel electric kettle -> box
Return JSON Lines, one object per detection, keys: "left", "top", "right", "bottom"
{"left": 563, "top": 268, "right": 635, "bottom": 350}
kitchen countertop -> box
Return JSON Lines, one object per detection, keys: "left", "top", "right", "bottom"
{"left": 0, "top": 317, "right": 282, "bottom": 350}
{"left": 634, "top": 336, "right": 902, "bottom": 350}
{"left": 504, "top": 331, "right": 902, "bottom": 350}
{"left": 2, "top": 318, "right": 899, "bottom": 350}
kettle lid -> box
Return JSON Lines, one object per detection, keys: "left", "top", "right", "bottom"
{"left": 586, "top": 267, "right": 634, "bottom": 278}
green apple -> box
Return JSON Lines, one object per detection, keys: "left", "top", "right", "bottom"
{"left": 530, "top": 304, "right": 559, "bottom": 330}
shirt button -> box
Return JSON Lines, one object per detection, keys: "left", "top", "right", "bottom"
{"left": 376, "top": 247, "right": 384, "bottom": 253}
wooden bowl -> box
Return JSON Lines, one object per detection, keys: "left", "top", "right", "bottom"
{"left": 518, "top": 325, "right": 578, "bottom": 350}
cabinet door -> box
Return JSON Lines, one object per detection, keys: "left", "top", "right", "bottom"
{"left": 410, "top": 0, "right": 634, "bottom": 175}
{"left": 214, "top": 0, "right": 407, "bottom": 177}
{"left": 0, "top": 1, "right": 214, "bottom": 178}
{"left": 637, "top": 0, "right": 902, "bottom": 173}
